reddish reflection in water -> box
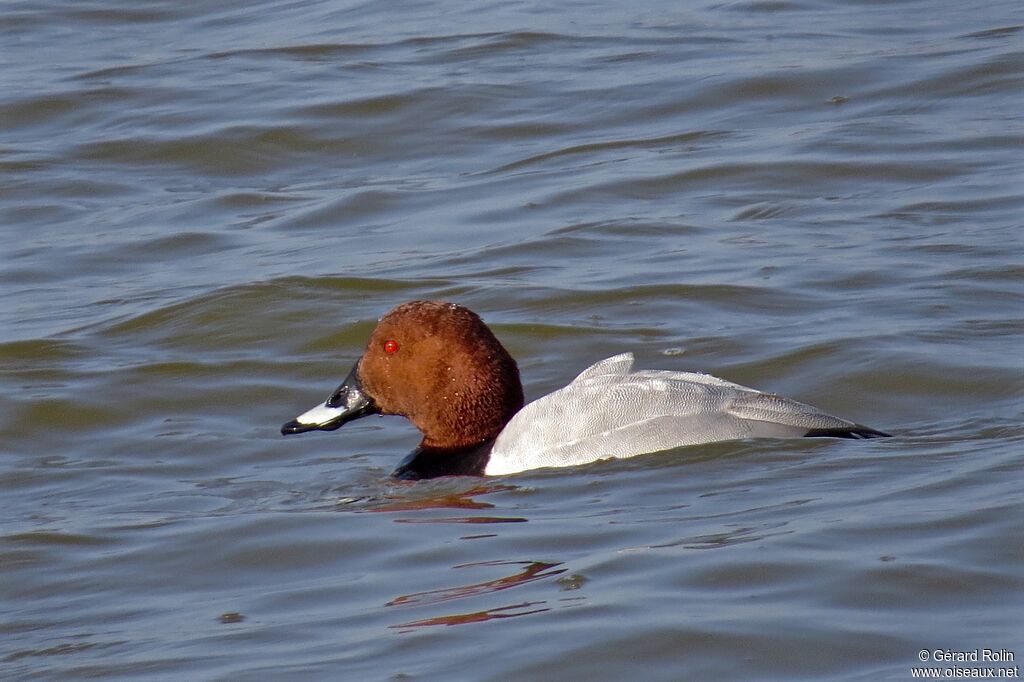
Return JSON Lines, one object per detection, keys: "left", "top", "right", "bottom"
{"left": 394, "top": 515, "right": 527, "bottom": 524}
{"left": 368, "top": 483, "right": 515, "bottom": 513}
{"left": 390, "top": 600, "right": 550, "bottom": 631}
{"left": 387, "top": 560, "right": 566, "bottom": 608}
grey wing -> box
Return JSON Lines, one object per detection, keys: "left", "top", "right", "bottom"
{"left": 726, "top": 391, "right": 867, "bottom": 434}
{"left": 489, "top": 365, "right": 888, "bottom": 474}
{"left": 492, "top": 374, "right": 792, "bottom": 470}
{"left": 729, "top": 391, "right": 890, "bottom": 438}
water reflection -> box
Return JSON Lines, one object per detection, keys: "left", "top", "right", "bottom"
{"left": 388, "top": 560, "right": 565, "bottom": 607}
{"left": 390, "top": 601, "right": 550, "bottom": 631}
{"left": 393, "top": 516, "right": 527, "bottom": 524}
{"left": 387, "top": 560, "right": 569, "bottom": 631}
{"left": 363, "top": 482, "right": 527, "bottom": 524}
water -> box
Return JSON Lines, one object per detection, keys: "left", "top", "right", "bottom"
{"left": 2, "top": 0, "right": 1022, "bottom": 679}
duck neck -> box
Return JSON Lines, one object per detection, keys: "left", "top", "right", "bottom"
{"left": 391, "top": 441, "right": 494, "bottom": 479}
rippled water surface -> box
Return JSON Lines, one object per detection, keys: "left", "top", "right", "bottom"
{"left": 2, "top": 0, "right": 1022, "bottom": 679}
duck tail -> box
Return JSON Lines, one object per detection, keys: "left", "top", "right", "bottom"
{"left": 804, "top": 425, "right": 892, "bottom": 439}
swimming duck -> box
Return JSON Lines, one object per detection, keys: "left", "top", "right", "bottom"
{"left": 281, "top": 301, "right": 889, "bottom": 478}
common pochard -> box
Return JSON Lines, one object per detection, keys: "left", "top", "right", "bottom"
{"left": 282, "top": 301, "right": 889, "bottom": 478}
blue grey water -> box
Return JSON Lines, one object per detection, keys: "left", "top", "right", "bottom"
{"left": 2, "top": 0, "right": 1022, "bottom": 679}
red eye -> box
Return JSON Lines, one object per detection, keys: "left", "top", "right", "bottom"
{"left": 384, "top": 339, "right": 399, "bottom": 354}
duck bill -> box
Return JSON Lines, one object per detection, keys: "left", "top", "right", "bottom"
{"left": 281, "top": 364, "right": 379, "bottom": 435}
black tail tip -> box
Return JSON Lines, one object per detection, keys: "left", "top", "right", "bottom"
{"left": 805, "top": 425, "right": 892, "bottom": 439}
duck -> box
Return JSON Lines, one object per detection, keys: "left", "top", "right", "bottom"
{"left": 281, "top": 300, "right": 890, "bottom": 479}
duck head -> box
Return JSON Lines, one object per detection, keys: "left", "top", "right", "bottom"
{"left": 281, "top": 301, "right": 524, "bottom": 450}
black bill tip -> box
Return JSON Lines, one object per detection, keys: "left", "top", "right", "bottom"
{"left": 281, "top": 419, "right": 318, "bottom": 435}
